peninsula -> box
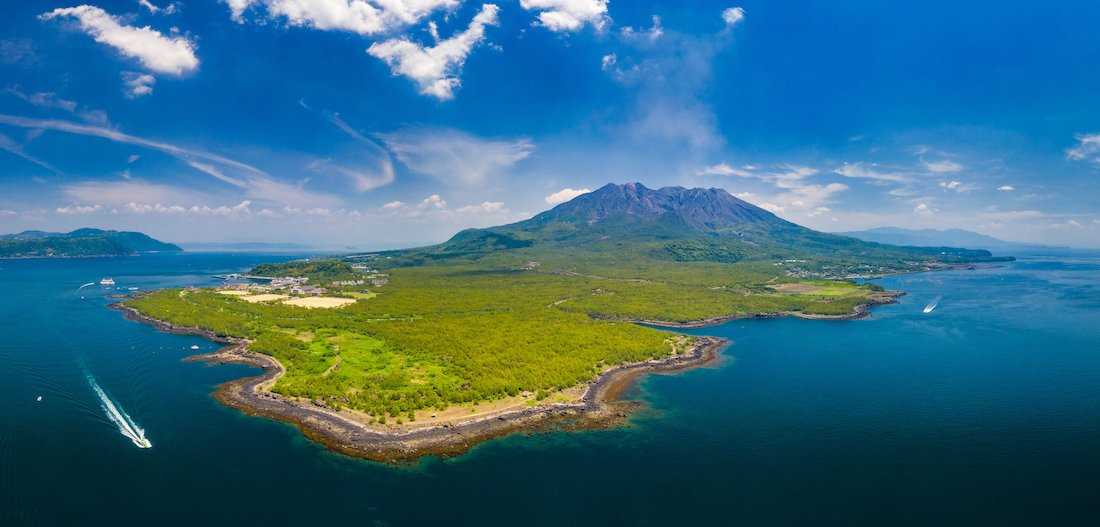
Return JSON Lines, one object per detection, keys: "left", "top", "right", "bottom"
{"left": 0, "top": 228, "right": 181, "bottom": 258}
{"left": 119, "top": 183, "right": 1009, "bottom": 460}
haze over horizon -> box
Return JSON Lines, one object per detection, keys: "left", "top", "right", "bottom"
{"left": 2, "top": 1, "right": 1099, "bottom": 248}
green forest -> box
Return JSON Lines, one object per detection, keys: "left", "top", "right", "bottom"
{"left": 125, "top": 258, "right": 876, "bottom": 419}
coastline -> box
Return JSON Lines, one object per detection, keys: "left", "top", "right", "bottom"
{"left": 628, "top": 289, "right": 905, "bottom": 329}
{"left": 113, "top": 302, "right": 727, "bottom": 462}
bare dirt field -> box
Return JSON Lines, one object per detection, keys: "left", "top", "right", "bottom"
{"left": 241, "top": 294, "right": 290, "bottom": 303}
{"left": 282, "top": 297, "right": 357, "bottom": 309}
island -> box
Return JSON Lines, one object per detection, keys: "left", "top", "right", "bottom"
{"left": 0, "top": 228, "right": 181, "bottom": 258}
{"left": 117, "top": 183, "right": 1010, "bottom": 461}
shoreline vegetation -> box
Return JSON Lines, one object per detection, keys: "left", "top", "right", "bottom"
{"left": 107, "top": 184, "right": 1005, "bottom": 461}
{"left": 113, "top": 289, "right": 899, "bottom": 462}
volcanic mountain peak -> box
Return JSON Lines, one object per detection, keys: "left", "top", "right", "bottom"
{"left": 534, "top": 182, "right": 783, "bottom": 232}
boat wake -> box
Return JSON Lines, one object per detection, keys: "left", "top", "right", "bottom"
{"left": 86, "top": 372, "right": 151, "bottom": 449}
{"left": 923, "top": 295, "right": 943, "bottom": 314}
{"left": 77, "top": 282, "right": 96, "bottom": 291}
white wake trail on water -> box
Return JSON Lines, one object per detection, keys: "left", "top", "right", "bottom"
{"left": 86, "top": 372, "right": 151, "bottom": 449}
{"left": 923, "top": 295, "right": 943, "bottom": 314}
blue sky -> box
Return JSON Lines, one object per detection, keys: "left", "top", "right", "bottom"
{"left": 1, "top": 0, "right": 1098, "bottom": 248}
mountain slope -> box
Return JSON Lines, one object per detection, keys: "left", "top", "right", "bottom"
{"left": 0, "top": 228, "right": 182, "bottom": 257}
{"left": 391, "top": 183, "right": 1007, "bottom": 271}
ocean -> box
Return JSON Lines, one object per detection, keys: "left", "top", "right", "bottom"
{"left": 1, "top": 253, "right": 1098, "bottom": 525}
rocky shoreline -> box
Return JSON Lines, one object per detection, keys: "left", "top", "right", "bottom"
{"left": 112, "top": 302, "right": 727, "bottom": 462}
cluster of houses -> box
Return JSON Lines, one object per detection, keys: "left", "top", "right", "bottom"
{"left": 270, "top": 276, "right": 308, "bottom": 288}
{"left": 349, "top": 265, "right": 390, "bottom": 287}
{"left": 220, "top": 276, "right": 329, "bottom": 297}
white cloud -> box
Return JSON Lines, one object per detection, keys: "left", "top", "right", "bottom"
{"left": 0, "top": 132, "right": 63, "bottom": 175}
{"left": 997, "top": 185, "right": 1015, "bottom": 192}
{"left": 127, "top": 154, "right": 141, "bottom": 163}
{"left": 600, "top": 53, "right": 617, "bottom": 71}
{"left": 367, "top": 4, "right": 499, "bottom": 100}
{"left": 420, "top": 194, "right": 446, "bottom": 209}
{"left": 612, "top": 24, "right": 741, "bottom": 151}
{"left": 185, "top": 160, "right": 248, "bottom": 187}
{"left": 6, "top": 86, "right": 110, "bottom": 125}
{"left": 0, "top": 209, "right": 16, "bottom": 216}
{"left": 697, "top": 162, "right": 757, "bottom": 178}
{"left": 226, "top": 0, "right": 255, "bottom": 21}
{"left": 520, "top": 0, "right": 608, "bottom": 32}
{"left": 631, "top": 98, "right": 723, "bottom": 150}
{"left": 318, "top": 111, "right": 395, "bottom": 191}
{"left": 914, "top": 202, "right": 934, "bottom": 217}
{"left": 139, "top": 1, "right": 179, "bottom": 15}
{"left": 721, "top": 163, "right": 845, "bottom": 217}
{"left": 0, "top": 114, "right": 341, "bottom": 209}
{"left": 56, "top": 204, "right": 103, "bottom": 215}
{"left": 621, "top": 15, "right": 663, "bottom": 42}
{"left": 721, "top": 7, "right": 745, "bottom": 27}
{"left": 382, "top": 200, "right": 405, "bottom": 209}
{"left": 380, "top": 127, "right": 534, "bottom": 186}
{"left": 938, "top": 180, "right": 974, "bottom": 192}
{"left": 545, "top": 187, "right": 591, "bottom": 205}
{"left": 697, "top": 163, "right": 736, "bottom": 176}
{"left": 1066, "top": 133, "right": 1100, "bottom": 164}
{"left": 63, "top": 180, "right": 207, "bottom": 206}
{"left": 122, "top": 200, "right": 253, "bottom": 216}
{"left": 456, "top": 201, "right": 504, "bottom": 214}
{"left": 226, "top": 0, "right": 459, "bottom": 35}
{"left": 40, "top": 5, "right": 198, "bottom": 75}
{"left": 834, "top": 162, "right": 909, "bottom": 183}
{"left": 4, "top": 88, "right": 77, "bottom": 112}
{"left": 923, "top": 159, "right": 963, "bottom": 173}
{"left": 312, "top": 158, "right": 395, "bottom": 191}
{"left": 122, "top": 71, "right": 156, "bottom": 98}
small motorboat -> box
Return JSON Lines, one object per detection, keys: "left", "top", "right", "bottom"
{"left": 99, "top": 277, "right": 116, "bottom": 286}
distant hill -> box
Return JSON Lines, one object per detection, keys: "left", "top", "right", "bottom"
{"left": 370, "top": 183, "right": 1009, "bottom": 275}
{"left": 838, "top": 227, "right": 1062, "bottom": 254}
{"left": 0, "top": 228, "right": 182, "bottom": 258}
{"left": 180, "top": 241, "right": 315, "bottom": 253}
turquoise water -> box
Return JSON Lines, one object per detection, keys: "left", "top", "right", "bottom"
{"left": 2, "top": 253, "right": 1099, "bottom": 525}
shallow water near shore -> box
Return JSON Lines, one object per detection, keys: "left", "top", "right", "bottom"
{"left": 2, "top": 253, "right": 1100, "bottom": 525}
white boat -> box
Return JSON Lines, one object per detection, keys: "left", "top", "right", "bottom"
{"left": 190, "top": 345, "right": 200, "bottom": 350}
{"left": 35, "top": 395, "right": 43, "bottom": 402}
{"left": 99, "top": 277, "right": 116, "bottom": 286}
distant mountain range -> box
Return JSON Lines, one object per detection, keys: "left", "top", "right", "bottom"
{"left": 838, "top": 227, "right": 1064, "bottom": 254}
{"left": 0, "top": 228, "right": 181, "bottom": 258}
{"left": 375, "top": 183, "right": 1009, "bottom": 273}
{"left": 180, "top": 241, "right": 316, "bottom": 252}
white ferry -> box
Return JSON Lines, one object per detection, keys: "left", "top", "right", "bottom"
{"left": 99, "top": 277, "right": 116, "bottom": 286}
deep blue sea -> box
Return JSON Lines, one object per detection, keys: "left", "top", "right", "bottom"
{"left": 2, "top": 253, "right": 1099, "bottom": 526}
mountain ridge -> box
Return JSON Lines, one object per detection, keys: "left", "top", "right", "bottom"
{"left": 838, "top": 226, "right": 1065, "bottom": 253}
{"left": 374, "top": 183, "right": 1010, "bottom": 274}
{"left": 0, "top": 228, "right": 182, "bottom": 258}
